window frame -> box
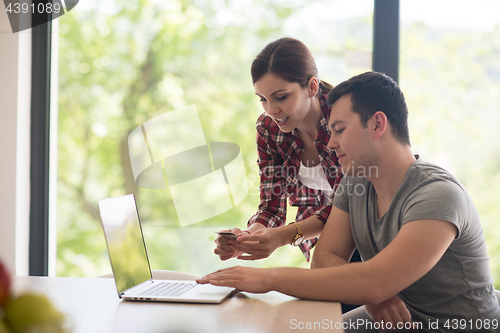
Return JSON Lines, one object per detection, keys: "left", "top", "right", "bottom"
{"left": 29, "top": 16, "right": 52, "bottom": 276}
{"left": 28, "top": 0, "right": 400, "bottom": 276}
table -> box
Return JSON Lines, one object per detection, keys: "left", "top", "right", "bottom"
{"left": 13, "top": 276, "right": 345, "bottom": 333}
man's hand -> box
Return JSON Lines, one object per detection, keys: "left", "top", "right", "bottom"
{"left": 214, "top": 228, "right": 248, "bottom": 261}
{"left": 365, "top": 296, "right": 415, "bottom": 330}
{"left": 196, "top": 266, "right": 273, "bottom": 293}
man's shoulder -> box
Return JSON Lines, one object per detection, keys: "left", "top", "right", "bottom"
{"left": 401, "top": 159, "right": 475, "bottom": 233}
{"left": 407, "top": 159, "right": 466, "bottom": 195}
{"left": 409, "top": 177, "right": 468, "bottom": 205}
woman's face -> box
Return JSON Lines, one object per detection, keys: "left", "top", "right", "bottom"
{"left": 254, "top": 73, "right": 314, "bottom": 133}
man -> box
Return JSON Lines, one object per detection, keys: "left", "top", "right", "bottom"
{"left": 198, "top": 72, "right": 499, "bottom": 332}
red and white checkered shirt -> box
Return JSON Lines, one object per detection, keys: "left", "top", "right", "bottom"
{"left": 247, "top": 91, "right": 342, "bottom": 261}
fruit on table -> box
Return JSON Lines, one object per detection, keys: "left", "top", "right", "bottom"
{"left": 3, "top": 293, "right": 66, "bottom": 333}
{"left": 0, "top": 262, "right": 12, "bottom": 308}
{"left": 0, "top": 319, "right": 10, "bottom": 333}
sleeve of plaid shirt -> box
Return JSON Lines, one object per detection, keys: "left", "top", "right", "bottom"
{"left": 313, "top": 204, "right": 332, "bottom": 224}
{"left": 247, "top": 125, "right": 288, "bottom": 229}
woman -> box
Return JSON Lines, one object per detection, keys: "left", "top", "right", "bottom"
{"left": 215, "top": 37, "right": 342, "bottom": 262}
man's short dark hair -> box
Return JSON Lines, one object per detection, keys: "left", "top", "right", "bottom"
{"left": 327, "top": 71, "right": 410, "bottom": 146}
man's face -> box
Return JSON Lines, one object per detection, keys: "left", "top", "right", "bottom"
{"left": 327, "top": 94, "right": 373, "bottom": 176}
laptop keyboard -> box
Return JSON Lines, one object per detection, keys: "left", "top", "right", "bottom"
{"left": 140, "top": 282, "right": 196, "bottom": 297}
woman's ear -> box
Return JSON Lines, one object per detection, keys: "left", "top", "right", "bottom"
{"left": 308, "top": 77, "right": 319, "bottom": 97}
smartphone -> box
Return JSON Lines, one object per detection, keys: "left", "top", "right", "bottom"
{"left": 215, "top": 231, "right": 239, "bottom": 240}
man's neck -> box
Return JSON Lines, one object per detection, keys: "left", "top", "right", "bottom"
{"left": 366, "top": 145, "right": 416, "bottom": 205}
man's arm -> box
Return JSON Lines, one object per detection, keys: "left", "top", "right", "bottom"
{"left": 198, "top": 218, "right": 457, "bottom": 305}
{"left": 310, "top": 205, "right": 356, "bottom": 269}
{"left": 312, "top": 205, "right": 413, "bottom": 327}
{"left": 279, "top": 219, "right": 457, "bottom": 304}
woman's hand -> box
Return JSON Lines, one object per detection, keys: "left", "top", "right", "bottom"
{"left": 196, "top": 266, "right": 273, "bottom": 293}
{"left": 365, "top": 296, "right": 415, "bottom": 330}
{"left": 214, "top": 222, "right": 299, "bottom": 261}
{"left": 214, "top": 228, "right": 249, "bottom": 261}
{"left": 229, "top": 226, "right": 293, "bottom": 260}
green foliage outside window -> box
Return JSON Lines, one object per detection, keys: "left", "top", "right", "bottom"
{"left": 56, "top": 0, "right": 331, "bottom": 277}
{"left": 56, "top": 0, "right": 500, "bottom": 291}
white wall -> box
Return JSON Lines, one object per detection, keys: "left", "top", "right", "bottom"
{"left": 0, "top": 8, "right": 31, "bottom": 275}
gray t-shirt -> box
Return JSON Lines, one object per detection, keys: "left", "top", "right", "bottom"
{"left": 333, "top": 158, "right": 500, "bottom": 332}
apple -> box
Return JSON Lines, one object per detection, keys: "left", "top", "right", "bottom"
{"left": 4, "top": 293, "right": 66, "bottom": 333}
{"left": 0, "top": 319, "right": 11, "bottom": 333}
{"left": 0, "top": 262, "right": 12, "bottom": 309}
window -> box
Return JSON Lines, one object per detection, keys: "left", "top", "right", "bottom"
{"left": 401, "top": 0, "right": 500, "bottom": 287}
{"left": 53, "top": 0, "right": 374, "bottom": 277}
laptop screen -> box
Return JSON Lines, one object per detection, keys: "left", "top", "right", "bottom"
{"left": 98, "top": 194, "right": 152, "bottom": 294}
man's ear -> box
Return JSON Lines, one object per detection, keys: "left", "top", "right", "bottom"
{"left": 372, "top": 111, "right": 388, "bottom": 140}
{"left": 308, "top": 77, "right": 319, "bottom": 97}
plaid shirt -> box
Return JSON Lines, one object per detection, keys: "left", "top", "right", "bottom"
{"left": 248, "top": 91, "right": 342, "bottom": 261}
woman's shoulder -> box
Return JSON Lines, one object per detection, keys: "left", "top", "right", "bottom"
{"left": 255, "top": 113, "right": 294, "bottom": 151}
{"left": 317, "top": 90, "right": 332, "bottom": 132}
{"left": 318, "top": 89, "right": 330, "bottom": 115}
{"left": 256, "top": 112, "right": 273, "bottom": 126}
{"left": 256, "top": 112, "right": 278, "bottom": 135}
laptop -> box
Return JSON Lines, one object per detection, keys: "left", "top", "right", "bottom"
{"left": 98, "top": 194, "right": 236, "bottom": 303}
